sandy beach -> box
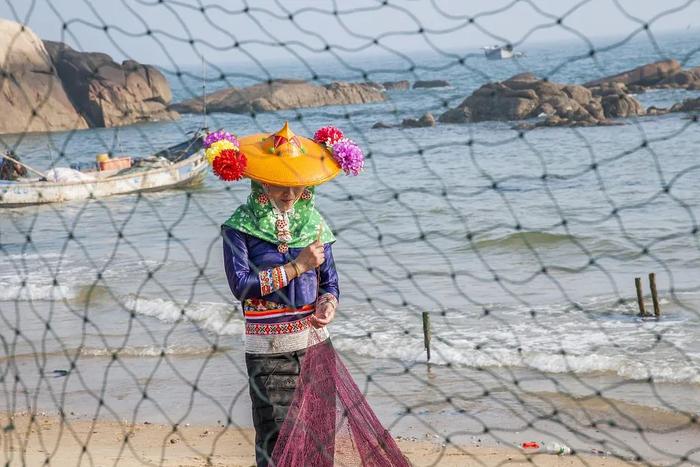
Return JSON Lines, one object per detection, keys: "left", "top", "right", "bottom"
{"left": 1, "top": 410, "right": 640, "bottom": 466}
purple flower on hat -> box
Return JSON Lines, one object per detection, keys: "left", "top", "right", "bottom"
{"left": 331, "top": 139, "right": 364, "bottom": 176}
{"left": 204, "top": 130, "right": 239, "bottom": 149}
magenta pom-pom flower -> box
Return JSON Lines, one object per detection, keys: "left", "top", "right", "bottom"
{"left": 313, "top": 126, "right": 345, "bottom": 147}
{"left": 331, "top": 140, "right": 364, "bottom": 176}
{"left": 204, "top": 130, "right": 239, "bottom": 149}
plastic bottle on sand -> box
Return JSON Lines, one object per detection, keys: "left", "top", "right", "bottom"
{"left": 521, "top": 441, "right": 572, "bottom": 455}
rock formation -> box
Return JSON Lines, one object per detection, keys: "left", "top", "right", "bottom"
{"left": 413, "top": 80, "right": 450, "bottom": 89}
{"left": 382, "top": 80, "right": 410, "bottom": 91}
{"left": 170, "top": 80, "right": 385, "bottom": 114}
{"left": 439, "top": 72, "right": 645, "bottom": 127}
{"left": 0, "top": 19, "right": 179, "bottom": 135}
{"left": 670, "top": 97, "right": 700, "bottom": 113}
{"left": 585, "top": 59, "right": 700, "bottom": 91}
{"left": 44, "top": 41, "right": 178, "bottom": 127}
{"left": 0, "top": 19, "right": 88, "bottom": 134}
{"left": 650, "top": 97, "right": 700, "bottom": 115}
{"left": 372, "top": 112, "right": 436, "bottom": 129}
{"left": 400, "top": 112, "right": 436, "bottom": 128}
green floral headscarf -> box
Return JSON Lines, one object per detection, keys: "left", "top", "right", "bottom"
{"left": 222, "top": 181, "right": 335, "bottom": 247}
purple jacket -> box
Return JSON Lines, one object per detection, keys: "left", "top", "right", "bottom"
{"left": 222, "top": 226, "right": 340, "bottom": 310}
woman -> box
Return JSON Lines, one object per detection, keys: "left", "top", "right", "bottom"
{"left": 209, "top": 122, "right": 405, "bottom": 466}
{"left": 222, "top": 180, "right": 339, "bottom": 466}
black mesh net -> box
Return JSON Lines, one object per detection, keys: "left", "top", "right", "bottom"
{"left": 1, "top": 1, "right": 699, "bottom": 465}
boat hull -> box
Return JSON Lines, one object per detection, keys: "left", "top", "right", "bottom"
{"left": 484, "top": 48, "right": 514, "bottom": 60}
{"left": 0, "top": 151, "right": 207, "bottom": 207}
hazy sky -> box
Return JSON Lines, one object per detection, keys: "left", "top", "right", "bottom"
{"left": 1, "top": 0, "right": 698, "bottom": 69}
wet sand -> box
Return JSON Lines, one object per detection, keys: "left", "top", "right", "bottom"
{"left": 1, "top": 411, "right": 641, "bottom": 467}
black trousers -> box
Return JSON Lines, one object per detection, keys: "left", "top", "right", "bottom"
{"left": 245, "top": 340, "right": 335, "bottom": 467}
{"left": 246, "top": 346, "right": 308, "bottom": 467}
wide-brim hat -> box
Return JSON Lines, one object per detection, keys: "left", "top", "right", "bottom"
{"left": 239, "top": 122, "right": 340, "bottom": 187}
{"left": 204, "top": 121, "right": 364, "bottom": 186}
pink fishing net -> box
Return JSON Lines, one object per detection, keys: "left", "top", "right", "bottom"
{"left": 271, "top": 330, "right": 409, "bottom": 466}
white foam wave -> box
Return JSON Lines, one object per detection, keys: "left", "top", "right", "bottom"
{"left": 122, "top": 295, "right": 244, "bottom": 336}
{"left": 0, "top": 256, "right": 159, "bottom": 302}
{"left": 0, "top": 282, "right": 81, "bottom": 301}
{"left": 79, "top": 343, "right": 230, "bottom": 358}
{"left": 331, "top": 301, "right": 700, "bottom": 386}
{"left": 333, "top": 334, "right": 700, "bottom": 385}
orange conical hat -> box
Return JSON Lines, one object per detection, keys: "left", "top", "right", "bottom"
{"left": 238, "top": 122, "right": 341, "bottom": 187}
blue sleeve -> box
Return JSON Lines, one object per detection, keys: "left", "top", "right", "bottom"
{"left": 222, "top": 227, "right": 263, "bottom": 301}
{"left": 318, "top": 243, "right": 340, "bottom": 301}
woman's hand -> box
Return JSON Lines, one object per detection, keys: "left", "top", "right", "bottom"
{"left": 295, "top": 240, "right": 325, "bottom": 272}
{"left": 310, "top": 301, "right": 335, "bottom": 328}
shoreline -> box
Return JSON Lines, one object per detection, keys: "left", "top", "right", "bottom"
{"left": 1, "top": 410, "right": 640, "bottom": 466}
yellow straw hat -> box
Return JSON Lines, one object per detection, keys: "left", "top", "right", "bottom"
{"left": 204, "top": 121, "right": 364, "bottom": 186}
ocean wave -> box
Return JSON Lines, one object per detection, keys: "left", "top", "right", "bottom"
{"left": 79, "top": 343, "right": 231, "bottom": 358}
{"left": 472, "top": 231, "right": 578, "bottom": 250}
{"left": 333, "top": 335, "right": 700, "bottom": 385}
{"left": 465, "top": 230, "right": 636, "bottom": 258}
{"left": 0, "top": 256, "right": 158, "bottom": 302}
{"left": 331, "top": 298, "right": 700, "bottom": 386}
{"left": 0, "top": 281, "right": 111, "bottom": 302}
{"left": 0, "top": 282, "right": 82, "bottom": 301}
{"left": 122, "top": 295, "right": 244, "bottom": 336}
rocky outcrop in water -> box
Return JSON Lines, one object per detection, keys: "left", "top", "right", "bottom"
{"left": 439, "top": 72, "right": 645, "bottom": 127}
{"left": 0, "top": 19, "right": 88, "bottom": 134}
{"left": 648, "top": 97, "right": 700, "bottom": 116}
{"left": 171, "top": 80, "right": 385, "bottom": 114}
{"left": 585, "top": 59, "right": 700, "bottom": 91}
{"left": 372, "top": 112, "right": 436, "bottom": 129}
{"left": 382, "top": 80, "right": 410, "bottom": 91}
{"left": 670, "top": 97, "right": 700, "bottom": 112}
{"left": 413, "top": 80, "right": 450, "bottom": 89}
{"left": 0, "top": 19, "right": 178, "bottom": 135}
{"left": 44, "top": 41, "right": 178, "bottom": 127}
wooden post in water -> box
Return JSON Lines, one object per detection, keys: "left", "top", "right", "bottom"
{"left": 649, "top": 272, "right": 661, "bottom": 318}
{"left": 635, "top": 277, "right": 646, "bottom": 317}
{"left": 422, "top": 312, "right": 431, "bottom": 362}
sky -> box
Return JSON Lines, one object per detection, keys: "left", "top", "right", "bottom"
{"left": 1, "top": 0, "right": 698, "bottom": 70}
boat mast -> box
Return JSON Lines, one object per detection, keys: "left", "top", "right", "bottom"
{"left": 202, "top": 56, "right": 207, "bottom": 131}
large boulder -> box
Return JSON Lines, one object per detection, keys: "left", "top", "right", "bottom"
{"left": 44, "top": 41, "right": 178, "bottom": 127}
{"left": 171, "top": 79, "right": 385, "bottom": 114}
{"left": 0, "top": 19, "right": 88, "bottom": 134}
{"left": 438, "top": 105, "right": 471, "bottom": 123}
{"left": 585, "top": 59, "right": 700, "bottom": 90}
{"left": 600, "top": 93, "right": 646, "bottom": 118}
{"left": 439, "top": 72, "right": 645, "bottom": 127}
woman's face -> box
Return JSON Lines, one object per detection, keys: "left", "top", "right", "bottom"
{"left": 264, "top": 184, "right": 305, "bottom": 212}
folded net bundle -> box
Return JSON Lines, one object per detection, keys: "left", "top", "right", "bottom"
{"left": 271, "top": 329, "right": 409, "bottom": 466}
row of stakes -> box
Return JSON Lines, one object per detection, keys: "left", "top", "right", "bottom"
{"left": 635, "top": 272, "right": 662, "bottom": 318}
{"left": 419, "top": 273, "right": 663, "bottom": 362}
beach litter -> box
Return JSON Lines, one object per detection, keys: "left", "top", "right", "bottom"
{"left": 521, "top": 441, "right": 572, "bottom": 455}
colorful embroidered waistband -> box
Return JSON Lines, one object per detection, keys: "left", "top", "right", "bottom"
{"left": 245, "top": 320, "right": 330, "bottom": 354}
{"left": 246, "top": 315, "right": 313, "bottom": 335}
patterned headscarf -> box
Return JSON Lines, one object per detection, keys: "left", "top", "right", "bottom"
{"left": 222, "top": 180, "right": 335, "bottom": 249}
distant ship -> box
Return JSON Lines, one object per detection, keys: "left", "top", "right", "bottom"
{"left": 483, "top": 44, "right": 525, "bottom": 60}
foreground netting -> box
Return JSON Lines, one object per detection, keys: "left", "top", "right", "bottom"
{"left": 271, "top": 332, "right": 409, "bottom": 467}
{"left": 1, "top": 0, "right": 700, "bottom": 466}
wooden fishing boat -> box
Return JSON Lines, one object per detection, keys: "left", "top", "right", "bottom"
{"left": 0, "top": 134, "right": 207, "bottom": 208}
